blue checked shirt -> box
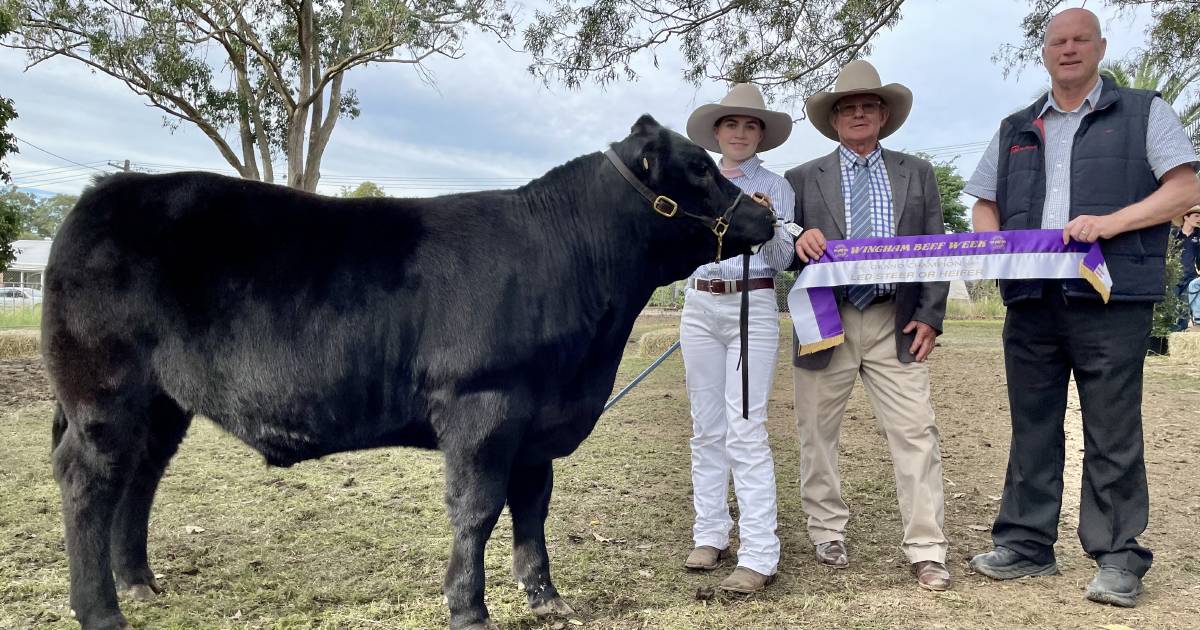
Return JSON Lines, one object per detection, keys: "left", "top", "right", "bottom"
{"left": 688, "top": 156, "right": 796, "bottom": 284}
{"left": 839, "top": 144, "right": 895, "bottom": 297}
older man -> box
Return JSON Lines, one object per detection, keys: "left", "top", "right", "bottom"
{"left": 786, "top": 60, "right": 951, "bottom": 591}
{"left": 965, "top": 8, "right": 1200, "bottom": 608}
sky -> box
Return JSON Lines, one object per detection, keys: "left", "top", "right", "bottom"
{"left": 0, "top": 0, "right": 1160, "bottom": 198}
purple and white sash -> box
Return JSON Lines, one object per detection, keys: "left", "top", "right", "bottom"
{"left": 787, "top": 230, "right": 1113, "bottom": 356}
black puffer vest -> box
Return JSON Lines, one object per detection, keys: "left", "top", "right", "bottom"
{"left": 996, "top": 76, "right": 1164, "bottom": 303}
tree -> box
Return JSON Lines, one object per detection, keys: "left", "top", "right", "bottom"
{"left": 3, "top": 0, "right": 514, "bottom": 191}
{"left": 914, "top": 152, "right": 969, "bottom": 233}
{"left": 20, "top": 192, "right": 76, "bottom": 238}
{"left": 1001, "top": 2, "right": 1200, "bottom": 84}
{"left": 0, "top": 3, "right": 20, "bottom": 273}
{"left": 0, "top": 187, "right": 76, "bottom": 239}
{"left": 340, "top": 180, "right": 387, "bottom": 198}
{"left": 524, "top": 0, "right": 906, "bottom": 104}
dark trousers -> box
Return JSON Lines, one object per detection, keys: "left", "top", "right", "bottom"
{"left": 993, "top": 288, "right": 1154, "bottom": 577}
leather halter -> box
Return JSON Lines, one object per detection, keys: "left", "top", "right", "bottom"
{"left": 604, "top": 147, "right": 744, "bottom": 262}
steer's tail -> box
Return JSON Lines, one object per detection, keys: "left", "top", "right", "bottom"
{"left": 51, "top": 402, "right": 67, "bottom": 454}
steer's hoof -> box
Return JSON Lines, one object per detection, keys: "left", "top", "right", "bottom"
{"left": 120, "top": 576, "right": 163, "bottom": 602}
{"left": 531, "top": 596, "right": 575, "bottom": 617}
{"left": 460, "top": 620, "right": 500, "bottom": 630}
{"left": 125, "top": 584, "right": 159, "bottom": 602}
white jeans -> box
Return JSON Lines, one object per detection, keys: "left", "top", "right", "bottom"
{"left": 680, "top": 287, "right": 780, "bottom": 575}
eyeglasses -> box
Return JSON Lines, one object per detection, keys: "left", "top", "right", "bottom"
{"left": 834, "top": 101, "right": 884, "bottom": 117}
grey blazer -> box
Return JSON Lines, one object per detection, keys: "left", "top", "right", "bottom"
{"left": 785, "top": 148, "right": 949, "bottom": 369}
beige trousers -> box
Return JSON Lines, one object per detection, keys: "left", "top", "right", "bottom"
{"left": 792, "top": 300, "right": 947, "bottom": 563}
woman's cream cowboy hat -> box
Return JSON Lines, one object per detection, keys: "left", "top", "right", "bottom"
{"left": 686, "top": 83, "right": 793, "bottom": 153}
{"left": 805, "top": 60, "right": 913, "bottom": 142}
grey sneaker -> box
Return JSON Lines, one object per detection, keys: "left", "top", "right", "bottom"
{"left": 968, "top": 546, "right": 1058, "bottom": 580}
{"left": 1085, "top": 566, "right": 1143, "bottom": 608}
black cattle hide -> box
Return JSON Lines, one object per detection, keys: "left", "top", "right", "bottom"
{"left": 43, "top": 114, "right": 776, "bottom": 630}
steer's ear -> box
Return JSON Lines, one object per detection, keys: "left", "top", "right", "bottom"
{"left": 630, "top": 114, "right": 660, "bottom": 136}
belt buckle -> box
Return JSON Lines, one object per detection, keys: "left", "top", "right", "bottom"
{"left": 708, "top": 278, "right": 725, "bottom": 294}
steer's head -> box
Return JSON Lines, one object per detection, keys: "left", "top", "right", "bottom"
{"left": 610, "top": 114, "right": 777, "bottom": 265}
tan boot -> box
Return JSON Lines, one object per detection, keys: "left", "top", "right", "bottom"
{"left": 717, "top": 566, "right": 776, "bottom": 594}
{"left": 684, "top": 545, "right": 729, "bottom": 570}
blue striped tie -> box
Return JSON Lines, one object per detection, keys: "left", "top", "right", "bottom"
{"left": 847, "top": 156, "right": 877, "bottom": 310}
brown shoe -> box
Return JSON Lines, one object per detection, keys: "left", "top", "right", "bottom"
{"left": 684, "top": 545, "right": 729, "bottom": 571}
{"left": 717, "top": 567, "right": 776, "bottom": 594}
{"left": 913, "top": 560, "right": 952, "bottom": 591}
{"left": 815, "top": 540, "right": 849, "bottom": 568}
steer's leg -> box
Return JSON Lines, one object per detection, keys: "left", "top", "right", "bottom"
{"left": 110, "top": 395, "right": 191, "bottom": 602}
{"left": 441, "top": 406, "right": 516, "bottom": 630}
{"left": 54, "top": 397, "right": 147, "bottom": 630}
{"left": 508, "top": 460, "right": 573, "bottom": 618}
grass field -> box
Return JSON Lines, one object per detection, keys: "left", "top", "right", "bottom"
{"left": 2, "top": 318, "right": 1198, "bottom": 629}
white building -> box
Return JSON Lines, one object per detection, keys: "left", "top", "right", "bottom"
{"left": 2, "top": 239, "right": 52, "bottom": 290}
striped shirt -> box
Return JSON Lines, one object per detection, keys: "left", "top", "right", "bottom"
{"left": 839, "top": 144, "right": 895, "bottom": 297}
{"left": 688, "top": 156, "right": 796, "bottom": 283}
{"left": 965, "top": 77, "right": 1199, "bottom": 229}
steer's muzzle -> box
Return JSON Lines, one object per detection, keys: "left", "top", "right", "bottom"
{"left": 721, "top": 194, "right": 778, "bottom": 258}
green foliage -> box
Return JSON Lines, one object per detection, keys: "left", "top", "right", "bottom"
{"left": 914, "top": 152, "right": 969, "bottom": 233}
{"left": 0, "top": 187, "right": 76, "bottom": 240}
{"left": 524, "top": 0, "right": 907, "bottom": 104}
{"left": 1152, "top": 233, "right": 1186, "bottom": 337}
{"left": 4, "top": 0, "right": 515, "bottom": 190}
{"left": 339, "top": 181, "right": 387, "bottom": 198}
{"left": 21, "top": 193, "right": 74, "bottom": 238}
{"left": 0, "top": 197, "right": 17, "bottom": 273}
{"left": 0, "top": 3, "right": 17, "bottom": 272}
{"left": 0, "top": 96, "right": 14, "bottom": 185}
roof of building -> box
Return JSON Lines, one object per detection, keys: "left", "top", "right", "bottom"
{"left": 7, "top": 239, "right": 53, "bottom": 272}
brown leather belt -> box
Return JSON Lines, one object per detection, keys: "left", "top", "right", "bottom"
{"left": 692, "top": 277, "right": 775, "bottom": 294}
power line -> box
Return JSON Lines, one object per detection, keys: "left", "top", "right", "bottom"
{"left": 10, "top": 162, "right": 109, "bottom": 177}
{"left": 14, "top": 137, "right": 110, "bottom": 174}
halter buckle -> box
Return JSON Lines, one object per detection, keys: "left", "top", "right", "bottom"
{"left": 711, "top": 216, "right": 730, "bottom": 238}
{"left": 652, "top": 196, "right": 679, "bottom": 218}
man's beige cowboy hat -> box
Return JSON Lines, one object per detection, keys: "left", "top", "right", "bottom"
{"left": 1172, "top": 204, "right": 1200, "bottom": 227}
{"left": 686, "top": 83, "right": 793, "bottom": 153}
{"left": 805, "top": 60, "right": 913, "bottom": 142}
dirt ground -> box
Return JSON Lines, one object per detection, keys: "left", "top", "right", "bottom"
{"left": 0, "top": 357, "right": 53, "bottom": 408}
{"left": 1, "top": 318, "right": 1198, "bottom": 629}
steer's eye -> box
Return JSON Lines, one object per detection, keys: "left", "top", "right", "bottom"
{"left": 690, "top": 162, "right": 709, "bottom": 178}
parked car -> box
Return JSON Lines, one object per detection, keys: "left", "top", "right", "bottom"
{"left": 0, "top": 287, "right": 43, "bottom": 308}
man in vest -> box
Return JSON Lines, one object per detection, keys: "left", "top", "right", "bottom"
{"left": 964, "top": 7, "right": 1200, "bottom": 608}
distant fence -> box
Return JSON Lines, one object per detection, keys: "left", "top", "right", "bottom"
{"left": 1, "top": 281, "right": 44, "bottom": 291}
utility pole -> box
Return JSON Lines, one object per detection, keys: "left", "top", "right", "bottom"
{"left": 106, "top": 160, "right": 130, "bottom": 172}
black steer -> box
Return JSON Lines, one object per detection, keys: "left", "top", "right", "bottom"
{"left": 43, "top": 114, "right": 776, "bottom": 629}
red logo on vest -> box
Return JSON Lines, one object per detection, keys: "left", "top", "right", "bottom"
{"left": 1009, "top": 144, "right": 1038, "bottom": 154}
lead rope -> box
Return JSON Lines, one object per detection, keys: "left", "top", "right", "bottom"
{"left": 739, "top": 192, "right": 774, "bottom": 420}
{"left": 740, "top": 251, "right": 750, "bottom": 419}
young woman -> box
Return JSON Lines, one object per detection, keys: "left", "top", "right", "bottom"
{"left": 679, "top": 83, "right": 799, "bottom": 593}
